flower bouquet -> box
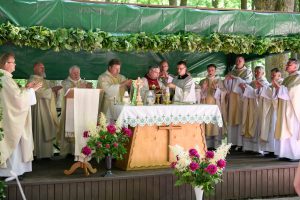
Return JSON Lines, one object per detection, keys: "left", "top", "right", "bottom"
{"left": 81, "top": 113, "right": 132, "bottom": 176}
{"left": 169, "top": 144, "right": 231, "bottom": 199}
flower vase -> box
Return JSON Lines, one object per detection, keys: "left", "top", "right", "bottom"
{"left": 102, "top": 155, "right": 113, "bottom": 177}
{"left": 194, "top": 186, "right": 203, "bottom": 200}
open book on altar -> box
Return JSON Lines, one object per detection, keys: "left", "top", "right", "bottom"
{"left": 64, "top": 88, "right": 101, "bottom": 160}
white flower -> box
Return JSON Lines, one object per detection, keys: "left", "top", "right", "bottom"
{"left": 99, "top": 112, "right": 107, "bottom": 131}
{"left": 169, "top": 145, "right": 191, "bottom": 172}
{"left": 209, "top": 143, "right": 231, "bottom": 164}
{"left": 115, "top": 119, "right": 122, "bottom": 132}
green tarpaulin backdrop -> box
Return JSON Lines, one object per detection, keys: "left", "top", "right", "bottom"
{"left": 0, "top": 0, "right": 299, "bottom": 79}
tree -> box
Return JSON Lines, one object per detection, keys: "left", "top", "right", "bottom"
{"left": 169, "top": 0, "right": 177, "bottom": 6}
{"left": 253, "top": 0, "right": 295, "bottom": 80}
{"left": 180, "top": 0, "right": 187, "bottom": 6}
{"left": 241, "top": 0, "right": 247, "bottom": 9}
{"left": 212, "top": 0, "right": 220, "bottom": 8}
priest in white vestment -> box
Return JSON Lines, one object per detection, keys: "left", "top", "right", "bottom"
{"left": 97, "top": 59, "right": 132, "bottom": 116}
{"left": 273, "top": 59, "right": 300, "bottom": 160}
{"left": 224, "top": 56, "right": 253, "bottom": 149}
{"left": 240, "top": 66, "right": 269, "bottom": 153}
{"left": 199, "top": 64, "right": 226, "bottom": 149}
{"left": 29, "top": 62, "right": 61, "bottom": 159}
{"left": 168, "top": 60, "right": 196, "bottom": 103}
{"left": 140, "top": 65, "right": 166, "bottom": 103}
{"left": 159, "top": 60, "right": 174, "bottom": 84}
{"left": 0, "top": 53, "right": 42, "bottom": 177}
{"left": 59, "top": 65, "right": 90, "bottom": 157}
{"left": 258, "top": 68, "right": 282, "bottom": 156}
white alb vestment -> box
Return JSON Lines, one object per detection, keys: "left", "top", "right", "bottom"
{"left": 172, "top": 74, "right": 196, "bottom": 103}
{"left": 242, "top": 78, "right": 269, "bottom": 153}
{"left": 224, "top": 66, "right": 253, "bottom": 146}
{"left": 274, "top": 71, "right": 300, "bottom": 160}
{"left": 0, "top": 69, "right": 36, "bottom": 177}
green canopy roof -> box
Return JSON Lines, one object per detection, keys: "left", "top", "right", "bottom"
{"left": 0, "top": 0, "right": 299, "bottom": 79}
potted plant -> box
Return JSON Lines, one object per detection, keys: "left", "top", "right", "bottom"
{"left": 81, "top": 113, "right": 132, "bottom": 176}
{"left": 169, "top": 144, "right": 231, "bottom": 200}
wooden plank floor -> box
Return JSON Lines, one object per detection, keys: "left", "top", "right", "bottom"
{"left": 5, "top": 152, "right": 299, "bottom": 200}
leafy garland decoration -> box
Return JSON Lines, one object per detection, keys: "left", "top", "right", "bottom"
{"left": 1, "top": 21, "right": 300, "bottom": 55}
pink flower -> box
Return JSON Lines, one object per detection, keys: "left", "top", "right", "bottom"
{"left": 170, "top": 162, "right": 177, "bottom": 169}
{"left": 205, "top": 164, "right": 217, "bottom": 175}
{"left": 97, "top": 142, "right": 102, "bottom": 148}
{"left": 105, "top": 144, "right": 110, "bottom": 149}
{"left": 206, "top": 151, "right": 214, "bottom": 159}
{"left": 83, "top": 131, "right": 89, "bottom": 138}
{"left": 217, "top": 159, "right": 226, "bottom": 169}
{"left": 189, "top": 162, "right": 200, "bottom": 171}
{"left": 189, "top": 148, "right": 200, "bottom": 158}
{"left": 122, "top": 127, "right": 132, "bottom": 137}
{"left": 82, "top": 146, "right": 92, "bottom": 156}
{"left": 113, "top": 142, "right": 118, "bottom": 147}
{"left": 107, "top": 124, "right": 116, "bottom": 134}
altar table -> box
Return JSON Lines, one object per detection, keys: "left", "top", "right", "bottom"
{"left": 111, "top": 104, "right": 223, "bottom": 170}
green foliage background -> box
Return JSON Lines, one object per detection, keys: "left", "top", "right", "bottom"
{"left": 1, "top": 22, "right": 300, "bottom": 55}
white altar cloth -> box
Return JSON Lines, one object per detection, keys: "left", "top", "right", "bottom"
{"left": 110, "top": 104, "right": 223, "bottom": 128}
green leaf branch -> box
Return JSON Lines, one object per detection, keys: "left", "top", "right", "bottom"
{"left": 1, "top": 21, "right": 300, "bottom": 54}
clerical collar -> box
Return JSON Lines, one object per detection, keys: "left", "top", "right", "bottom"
{"left": 289, "top": 71, "right": 300, "bottom": 76}
{"left": 67, "top": 76, "right": 81, "bottom": 84}
{"left": 0, "top": 69, "right": 12, "bottom": 78}
{"left": 207, "top": 75, "right": 216, "bottom": 80}
{"left": 178, "top": 74, "right": 189, "bottom": 79}
{"left": 106, "top": 70, "right": 119, "bottom": 78}
{"left": 31, "top": 74, "right": 44, "bottom": 79}
{"left": 234, "top": 65, "right": 246, "bottom": 71}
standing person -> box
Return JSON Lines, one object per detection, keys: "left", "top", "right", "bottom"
{"left": 295, "top": 162, "right": 300, "bottom": 196}
{"left": 224, "top": 56, "right": 253, "bottom": 150}
{"left": 97, "top": 59, "right": 132, "bottom": 114}
{"left": 0, "top": 52, "right": 41, "bottom": 177}
{"left": 240, "top": 66, "right": 269, "bottom": 153}
{"left": 159, "top": 60, "right": 174, "bottom": 84}
{"left": 273, "top": 58, "right": 300, "bottom": 161}
{"left": 59, "top": 65, "right": 90, "bottom": 157}
{"left": 167, "top": 60, "right": 196, "bottom": 103}
{"left": 140, "top": 65, "right": 165, "bottom": 102}
{"left": 199, "top": 64, "right": 225, "bottom": 149}
{"left": 258, "top": 68, "right": 282, "bottom": 156}
{"left": 29, "top": 62, "right": 61, "bottom": 159}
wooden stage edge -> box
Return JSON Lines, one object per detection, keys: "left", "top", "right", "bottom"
{"left": 5, "top": 152, "right": 299, "bottom": 200}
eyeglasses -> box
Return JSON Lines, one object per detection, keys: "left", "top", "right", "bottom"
{"left": 6, "top": 61, "right": 16, "bottom": 65}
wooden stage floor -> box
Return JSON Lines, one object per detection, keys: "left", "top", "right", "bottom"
{"left": 5, "top": 152, "right": 299, "bottom": 200}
